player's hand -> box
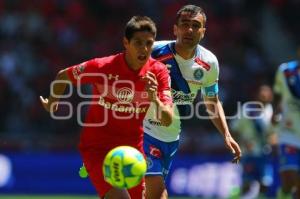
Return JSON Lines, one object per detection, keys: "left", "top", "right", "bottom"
{"left": 141, "top": 71, "right": 158, "bottom": 102}
{"left": 40, "top": 96, "right": 58, "bottom": 113}
{"left": 271, "top": 113, "right": 282, "bottom": 125}
{"left": 224, "top": 135, "right": 242, "bottom": 164}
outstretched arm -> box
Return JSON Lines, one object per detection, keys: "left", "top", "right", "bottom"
{"left": 204, "top": 96, "right": 242, "bottom": 163}
{"left": 40, "top": 69, "right": 70, "bottom": 113}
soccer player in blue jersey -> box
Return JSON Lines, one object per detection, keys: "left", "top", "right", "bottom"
{"left": 272, "top": 60, "right": 300, "bottom": 199}
{"left": 143, "top": 5, "right": 242, "bottom": 199}
{"left": 231, "top": 85, "right": 274, "bottom": 199}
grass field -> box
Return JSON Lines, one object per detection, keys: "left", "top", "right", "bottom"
{"left": 0, "top": 196, "right": 198, "bottom": 199}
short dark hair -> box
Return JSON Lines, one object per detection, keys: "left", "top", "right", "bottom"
{"left": 125, "top": 16, "right": 157, "bottom": 41}
{"left": 176, "top": 5, "right": 207, "bottom": 26}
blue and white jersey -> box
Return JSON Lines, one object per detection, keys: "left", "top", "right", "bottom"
{"left": 143, "top": 40, "right": 219, "bottom": 142}
{"left": 273, "top": 60, "right": 300, "bottom": 147}
{"left": 231, "top": 103, "right": 273, "bottom": 156}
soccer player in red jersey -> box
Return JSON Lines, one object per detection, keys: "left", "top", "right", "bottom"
{"left": 40, "top": 16, "right": 173, "bottom": 199}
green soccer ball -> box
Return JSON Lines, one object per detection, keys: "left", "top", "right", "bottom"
{"left": 103, "top": 146, "right": 147, "bottom": 189}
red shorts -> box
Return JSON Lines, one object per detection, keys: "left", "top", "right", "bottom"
{"left": 79, "top": 145, "right": 145, "bottom": 199}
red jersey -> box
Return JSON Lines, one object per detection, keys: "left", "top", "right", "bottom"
{"left": 66, "top": 53, "right": 171, "bottom": 150}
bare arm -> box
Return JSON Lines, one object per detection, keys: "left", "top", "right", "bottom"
{"left": 142, "top": 71, "right": 173, "bottom": 126}
{"left": 271, "top": 93, "right": 282, "bottom": 124}
{"left": 151, "top": 98, "right": 173, "bottom": 127}
{"left": 204, "top": 96, "right": 242, "bottom": 163}
{"left": 40, "top": 69, "right": 70, "bottom": 112}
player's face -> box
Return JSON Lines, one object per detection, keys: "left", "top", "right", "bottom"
{"left": 258, "top": 85, "right": 273, "bottom": 103}
{"left": 174, "top": 12, "right": 206, "bottom": 48}
{"left": 123, "top": 31, "right": 154, "bottom": 69}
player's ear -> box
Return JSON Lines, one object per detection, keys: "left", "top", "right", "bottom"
{"left": 123, "top": 37, "right": 129, "bottom": 49}
{"left": 201, "top": 28, "right": 206, "bottom": 39}
{"left": 173, "top": 24, "right": 177, "bottom": 37}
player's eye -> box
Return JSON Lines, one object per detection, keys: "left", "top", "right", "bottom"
{"left": 134, "top": 40, "right": 143, "bottom": 47}
{"left": 181, "top": 23, "right": 190, "bottom": 28}
{"left": 192, "top": 23, "right": 201, "bottom": 30}
{"left": 146, "top": 40, "right": 154, "bottom": 47}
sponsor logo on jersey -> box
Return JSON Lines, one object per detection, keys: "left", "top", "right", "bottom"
{"left": 116, "top": 87, "right": 134, "bottom": 103}
{"left": 149, "top": 145, "right": 162, "bottom": 158}
{"left": 98, "top": 96, "right": 147, "bottom": 113}
{"left": 193, "top": 68, "right": 204, "bottom": 80}
{"left": 72, "top": 63, "right": 86, "bottom": 80}
{"left": 108, "top": 74, "right": 119, "bottom": 81}
{"left": 172, "top": 89, "right": 195, "bottom": 105}
{"left": 147, "top": 119, "right": 162, "bottom": 126}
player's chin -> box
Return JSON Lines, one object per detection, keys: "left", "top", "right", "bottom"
{"left": 182, "top": 39, "right": 197, "bottom": 46}
{"left": 137, "top": 55, "right": 149, "bottom": 65}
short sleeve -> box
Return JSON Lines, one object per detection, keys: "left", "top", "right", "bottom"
{"left": 66, "top": 58, "right": 103, "bottom": 85}
{"left": 154, "top": 63, "right": 173, "bottom": 106}
{"left": 201, "top": 54, "right": 219, "bottom": 97}
{"left": 202, "top": 83, "right": 219, "bottom": 97}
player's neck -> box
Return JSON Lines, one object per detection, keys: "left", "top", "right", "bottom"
{"left": 175, "top": 43, "right": 196, "bottom": 60}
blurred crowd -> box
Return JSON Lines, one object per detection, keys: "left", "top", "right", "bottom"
{"left": 0, "top": 0, "right": 299, "bottom": 153}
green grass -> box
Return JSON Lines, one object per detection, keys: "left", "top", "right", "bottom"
{"left": 0, "top": 196, "right": 197, "bottom": 199}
